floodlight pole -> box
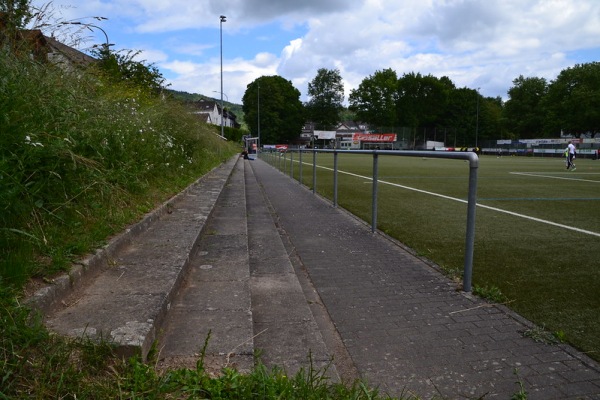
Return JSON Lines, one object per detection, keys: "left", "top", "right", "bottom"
{"left": 213, "top": 91, "right": 228, "bottom": 102}
{"left": 60, "top": 21, "right": 111, "bottom": 51}
{"left": 220, "top": 15, "right": 226, "bottom": 139}
{"left": 257, "top": 81, "right": 261, "bottom": 151}
{"left": 475, "top": 87, "right": 480, "bottom": 148}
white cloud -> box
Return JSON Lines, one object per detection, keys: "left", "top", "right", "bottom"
{"left": 135, "top": 48, "right": 168, "bottom": 64}
{"left": 273, "top": 0, "right": 600, "bottom": 101}
{"left": 161, "top": 60, "right": 199, "bottom": 75}
{"left": 31, "top": 0, "right": 600, "bottom": 104}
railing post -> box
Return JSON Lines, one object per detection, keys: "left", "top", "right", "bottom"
{"left": 463, "top": 158, "right": 479, "bottom": 292}
{"left": 333, "top": 151, "right": 339, "bottom": 208}
{"left": 290, "top": 150, "right": 294, "bottom": 178}
{"left": 299, "top": 150, "right": 303, "bottom": 185}
{"left": 312, "top": 149, "right": 317, "bottom": 194}
{"left": 371, "top": 152, "right": 379, "bottom": 233}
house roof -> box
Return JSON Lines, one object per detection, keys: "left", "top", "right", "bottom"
{"left": 195, "top": 113, "right": 212, "bottom": 123}
{"left": 191, "top": 100, "right": 219, "bottom": 111}
{"left": 44, "top": 35, "right": 97, "bottom": 66}
{"left": 0, "top": 13, "right": 96, "bottom": 66}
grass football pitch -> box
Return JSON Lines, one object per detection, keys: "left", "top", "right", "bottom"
{"left": 268, "top": 152, "right": 600, "bottom": 361}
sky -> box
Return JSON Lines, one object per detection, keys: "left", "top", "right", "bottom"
{"left": 30, "top": 0, "right": 600, "bottom": 105}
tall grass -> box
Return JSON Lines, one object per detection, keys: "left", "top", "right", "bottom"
{"left": 2, "top": 278, "right": 400, "bottom": 399}
{"left": 0, "top": 50, "right": 235, "bottom": 287}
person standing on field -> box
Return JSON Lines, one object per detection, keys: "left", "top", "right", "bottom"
{"left": 565, "top": 141, "right": 576, "bottom": 171}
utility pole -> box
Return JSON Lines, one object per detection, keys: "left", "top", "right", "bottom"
{"left": 219, "top": 15, "right": 226, "bottom": 138}
{"left": 257, "top": 81, "right": 261, "bottom": 149}
{"left": 476, "top": 87, "right": 480, "bottom": 148}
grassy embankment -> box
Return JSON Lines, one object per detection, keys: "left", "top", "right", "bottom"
{"left": 0, "top": 53, "right": 403, "bottom": 399}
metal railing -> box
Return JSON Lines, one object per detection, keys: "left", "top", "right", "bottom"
{"left": 261, "top": 149, "right": 479, "bottom": 292}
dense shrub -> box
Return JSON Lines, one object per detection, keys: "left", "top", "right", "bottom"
{"left": 0, "top": 50, "right": 236, "bottom": 285}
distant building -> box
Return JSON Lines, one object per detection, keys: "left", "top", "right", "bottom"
{"left": 44, "top": 35, "right": 96, "bottom": 68}
{"left": 1, "top": 15, "right": 240, "bottom": 130}
{"left": 335, "top": 120, "right": 369, "bottom": 142}
{"left": 299, "top": 120, "right": 372, "bottom": 149}
{"left": 0, "top": 13, "right": 96, "bottom": 67}
{"left": 189, "top": 100, "right": 240, "bottom": 129}
{"left": 298, "top": 121, "right": 316, "bottom": 147}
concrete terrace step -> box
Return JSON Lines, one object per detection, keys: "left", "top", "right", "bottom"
{"left": 154, "top": 158, "right": 334, "bottom": 376}
{"left": 156, "top": 157, "right": 254, "bottom": 373}
{"left": 244, "top": 159, "right": 335, "bottom": 377}
{"left": 37, "top": 156, "right": 239, "bottom": 359}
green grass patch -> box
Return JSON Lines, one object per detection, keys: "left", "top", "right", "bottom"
{"left": 472, "top": 285, "right": 507, "bottom": 303}
{"left": 272, "top": 151, "right": 600, "bottom": 362}
{"left": 1, "top": 282, "right": 402, "bottom": 398}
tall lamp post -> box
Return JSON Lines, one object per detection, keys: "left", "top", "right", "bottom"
{"left": 60, "top": 21, "right": 111, "bottom": 51}
{"left": 212, "top": 91, "right": 228, "bottom": 102}
{"left": 475, "top": 87, "right": 480, "bottom": 149}
{"left": 257, "top": 81, "right": 260, "bottom": 151}
{"left": 219, "top": 15, "right": 226, "bottom": 139}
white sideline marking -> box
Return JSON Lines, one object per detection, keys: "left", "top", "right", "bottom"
{"left": 510, "top": 172, "right": 600, "bottom": 183}
{"left": 302, "top": 162, "right": 600, "bottom": 238}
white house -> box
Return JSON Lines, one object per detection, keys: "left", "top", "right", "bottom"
{"left": 190, "top": 100, "right": 237, "bottom": 129}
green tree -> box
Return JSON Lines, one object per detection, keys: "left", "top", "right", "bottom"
{"left": 91, "top": 48, "right": 167, "bottom": 93}
{"left": 442, "top": 87, "right": 477, "bottom": 147}
{"left": 503, "top": 75, "right": 548, "bottom": 138}
{"left": 543, "top": 62, "right": 600, "bottom": 136}
{"left": 305, "top": 68, "right": 344, "bottom": 130}
{"left": 396, "top": 72, "right": 454, "bottom": 147}
{"left": 242, "top": 75, "right": 304, "bottom": 145}
{"left": 0, "top": 0, "right": 32, "bottom": 31}
{"left": 348, "top": 68, "right": 398, "bottom": 130}
{"left": 0, "top": 0, "right": 33, "bottom": 56}
{"left": 478, "top": 96, "right": 505, "bottom": 144}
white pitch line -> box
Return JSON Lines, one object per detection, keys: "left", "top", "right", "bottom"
{"left": 510, "top": 171, "right": 600, "bottom": 183}
{"left": 301, "top": 161, "right": 600, "bottom": 238}
{"left": 473, "top": 203, "right": 600, "bottom": 237}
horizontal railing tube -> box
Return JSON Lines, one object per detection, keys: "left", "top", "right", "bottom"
{"left": 273, "top": 148, "right": 479, "bottom": 293}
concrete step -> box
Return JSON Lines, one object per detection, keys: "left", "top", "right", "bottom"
{"left": 155, "top": 158, "right": 336, "bottom": 377}
{"left": 39, "top": 157, "right": 239, "bottom": 359}
{"left": 35, "top": 155, "right": 337, "bottom": 378}
{"left": 156, "top": 157, "right": 254, "bottom": 373}
{"left": 244, "top": 160, "right": 336, "bottom": 378}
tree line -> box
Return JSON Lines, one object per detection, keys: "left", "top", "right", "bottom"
{"left": 242, "top": 63, "right": 600, "bottom": 146}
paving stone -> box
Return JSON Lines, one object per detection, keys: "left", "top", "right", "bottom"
{"left": 249, "top": 158, "right": 600, "bottom": 400}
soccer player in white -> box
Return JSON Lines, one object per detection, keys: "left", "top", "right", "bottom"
{"left": 565, "top": 141, "right": 576, "bottom": 171}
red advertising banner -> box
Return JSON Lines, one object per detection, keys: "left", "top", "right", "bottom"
{"left": 352, "top": 133, "right": 397, "bottom": 142}
{"left": 263, "top": 145, "right": 289, "bottom": 150}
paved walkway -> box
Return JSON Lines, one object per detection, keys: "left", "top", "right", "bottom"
{"left": 248, "top": 158, "right": 600, "bottom": 399}
{"left": 35, "top": 156, "right": 600, "bottom": 399}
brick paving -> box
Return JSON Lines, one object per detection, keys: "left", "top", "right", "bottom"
{"left": 248, "top": 158, "right": 600, "bottom": 400}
